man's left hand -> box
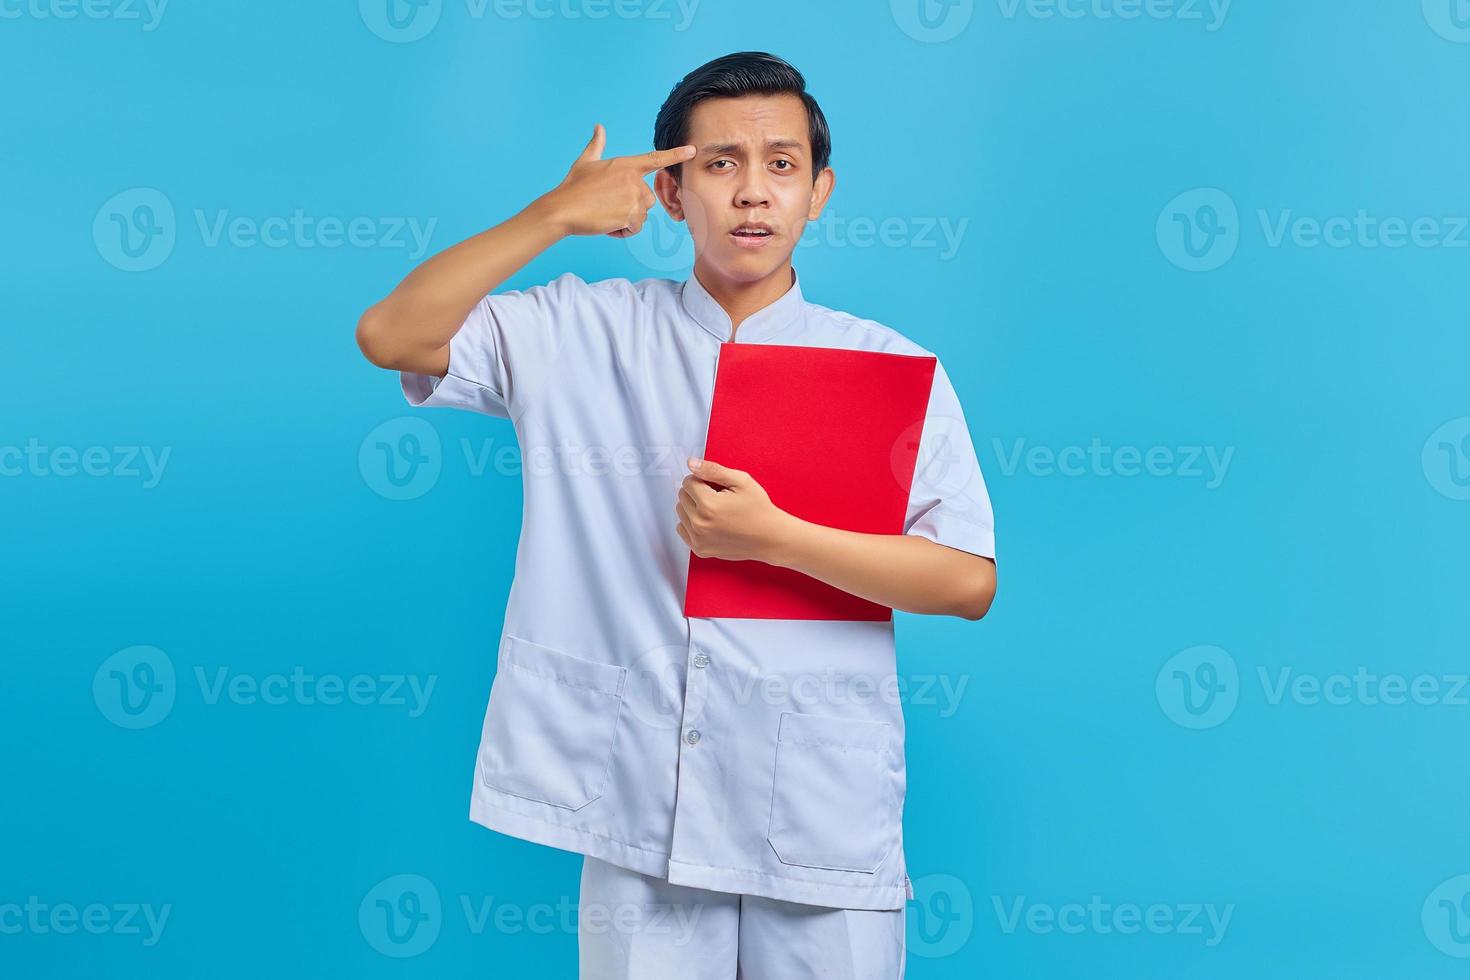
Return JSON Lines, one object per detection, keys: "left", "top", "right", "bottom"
{"left": 675, "top": 457, "right": 793, "bottom": 562}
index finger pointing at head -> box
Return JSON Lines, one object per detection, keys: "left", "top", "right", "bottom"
{"left": 633, "top": 144, "right": 697, "bottom": 173}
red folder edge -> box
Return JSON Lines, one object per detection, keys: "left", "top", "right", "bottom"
{"left": 683, "top": 343, "right": 938, "bottom": 621}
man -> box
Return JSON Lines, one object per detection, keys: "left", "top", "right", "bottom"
{"left": 357, "top": 51, "right": 996, "bottom": 980}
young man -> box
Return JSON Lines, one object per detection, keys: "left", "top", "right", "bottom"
{"left": 357, "top": 52, "right": 996, "bottom": 979}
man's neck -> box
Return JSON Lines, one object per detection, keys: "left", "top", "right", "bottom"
{"left": 693, "top": 261, "right": 795, "bottom": 341}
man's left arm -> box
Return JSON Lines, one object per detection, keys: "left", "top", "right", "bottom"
{"left": 675, "top": 457, "right": 996, "bottom": 620}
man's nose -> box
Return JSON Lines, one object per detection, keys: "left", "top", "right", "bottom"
{"left": 734, "top": 176, "right": 771, "bottom": 209}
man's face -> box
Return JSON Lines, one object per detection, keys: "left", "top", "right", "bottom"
{"left": 655, "top": 93, "right": 834, "bottom": 284}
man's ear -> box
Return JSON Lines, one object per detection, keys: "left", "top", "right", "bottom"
{"left": 654, "top": 168, "right": 684, "bottom": 222}
{"left": 808, "top": 166, "right": 836, "bottom": 221}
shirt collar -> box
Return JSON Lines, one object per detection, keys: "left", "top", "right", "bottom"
{"left": 680, "top": 265, "right": 805, "bottom": 343}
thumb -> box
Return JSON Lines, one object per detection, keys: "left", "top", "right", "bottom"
{"left": 688, "top": 456, "right": 748, "bottom": 488}
{"left": 577, "top": 123, "right": 606, "bottom": 163}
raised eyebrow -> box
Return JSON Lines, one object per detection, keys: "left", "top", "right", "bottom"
{"left": 698, "top": 138, "right": 806, "bottom": 156}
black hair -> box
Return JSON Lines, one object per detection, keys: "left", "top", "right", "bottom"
{"left": 653, "top": 51, "right": 831, "bottom": 182}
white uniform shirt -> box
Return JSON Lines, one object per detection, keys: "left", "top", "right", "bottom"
{"left": 399, "top": 267, "right": 995, "bottom": 911}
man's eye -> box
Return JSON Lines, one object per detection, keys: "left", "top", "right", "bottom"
{"left": 710, "top": 160, "right": 734, "bottom": 170}
{"left": 772, "top": 160, "right": 793, "bottom": 171}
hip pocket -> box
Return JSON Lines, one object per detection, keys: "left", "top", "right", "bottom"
{"left": 479, "top": 635, "right": 627, "bottom": 811}
{"left": 766, "top": 711, "right": 899, "bottom": 874}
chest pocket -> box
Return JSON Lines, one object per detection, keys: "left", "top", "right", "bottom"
{"left": 766, "top": 711, "right": 900, "bottom": 874}
{"left": 478, "top": 635, "right": 627, "bottom": 811}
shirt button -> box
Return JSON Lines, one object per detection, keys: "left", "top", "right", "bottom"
{"left": 685, "top": 729, "right": 702, "bottom": 745}
{"left": 692, "top": 652, "right": 710, "bottom": 668}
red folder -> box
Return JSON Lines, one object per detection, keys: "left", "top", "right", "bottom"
{"left": 683, "top": 342, "right": 938, "bottom": 621}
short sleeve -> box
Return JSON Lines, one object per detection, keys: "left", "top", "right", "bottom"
{"left": 902, "top": 359, "right": 996, "bottom": 561}
{"left": 400, "top": 271, "right": 587, "bottom": 422}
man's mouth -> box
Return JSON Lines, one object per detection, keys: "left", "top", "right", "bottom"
{"left": 729, "top": 223, "right": 775, "bottom": 247}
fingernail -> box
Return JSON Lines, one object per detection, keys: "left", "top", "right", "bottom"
{"left": 688, "top": 457, "right": 702, "bottom": 469}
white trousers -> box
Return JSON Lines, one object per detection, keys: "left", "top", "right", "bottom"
{"left": 577, "top": 856, "right": 907, "bottom": 980}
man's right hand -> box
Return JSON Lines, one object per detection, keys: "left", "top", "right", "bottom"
{"left": 357, "top": 124, "right": 694, "bottom": 376}
{"left": 539, "top": 124, "right": 696, "bottom": 238}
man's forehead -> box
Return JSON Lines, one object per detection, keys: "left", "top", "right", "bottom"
{"left": 686, "top": 94, "right": 810, "bottom": 153}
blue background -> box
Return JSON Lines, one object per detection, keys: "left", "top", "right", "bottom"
{"left": 4, "top": 1, "right": 1469, "bottom": 976}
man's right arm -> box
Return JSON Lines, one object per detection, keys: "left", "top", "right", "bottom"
{"left": 354, "top": 124, "right": 696, "bottom": 378}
